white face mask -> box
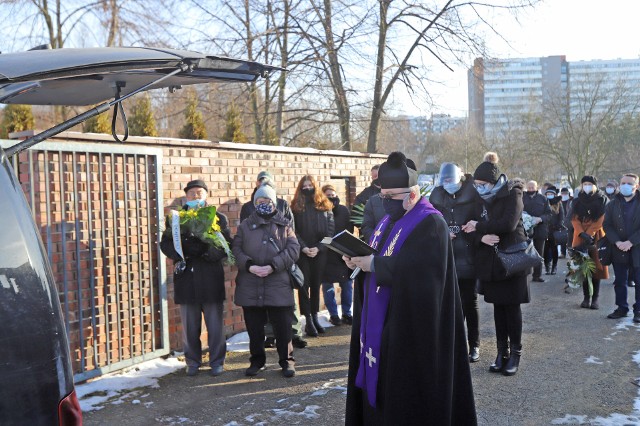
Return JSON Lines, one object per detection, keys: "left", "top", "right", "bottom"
{"left": 561, "top": 195, "right": 570, "bottom": 201}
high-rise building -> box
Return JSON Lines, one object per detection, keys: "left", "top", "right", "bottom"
{"left": 468, "top": 56, "right": 640, "bottom": 137}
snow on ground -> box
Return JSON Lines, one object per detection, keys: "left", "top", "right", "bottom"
{"left": 77, "top": 310, "right": 339, "bottom": 412}
{"left": 552, "top": 318, "right": 640, "bottom": 425}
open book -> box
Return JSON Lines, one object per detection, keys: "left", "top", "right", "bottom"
{"left": 321, "top": 229, "right": 378, "bottom": 258}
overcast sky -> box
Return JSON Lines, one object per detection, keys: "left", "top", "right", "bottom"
{"left": 396, "top": 0, "right": 640, "bottom": 118}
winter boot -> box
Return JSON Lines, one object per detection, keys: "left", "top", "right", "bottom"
{"left": 304, "top": 315, "right": 318, "bottom": 337}
{"left": 503, "top": 344, "right": 522, "bottom": 376}
{"left": 544, "top": 263, "right": 551, "bottom": 275}
{"left": 580, "top": 296, "right": 591, "bottom": 308}
{"left": 590, "top": 280, "right": 601, "bottom": 310}
{"left": 311, "top": 313, "right": 325, "bottom": 334}
{"left": 489, "top": 341, "right": 510, "bottom": 373}
{"left": 551, "top": 264, "right": 557, "bottom": 275}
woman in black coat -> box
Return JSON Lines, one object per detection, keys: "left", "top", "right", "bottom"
{"left": 462, "top": 157, "right": 530, "bottom": 376}
{"left": 430, "top": 163, "right": 481, "bottom": 363}
{"left": 291, "top": 175, "right": 335, "bottom": 337}
{"left": 321, "top": 184, "right": 354, "bottom": 326}
{"left": 543, "top": 186, "right": 565, "bottom": 275}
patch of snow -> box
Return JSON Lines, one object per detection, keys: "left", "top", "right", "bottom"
{"left": 585, "top": 356, "right": 603, "bottom": 365}
{"left": 271, "top": 404, "right": 321, "bottom": 419}
{"left": 132, "top": 399, "right": 141, "bottom": 404}
{"left": 551, "top": 414, "right": 588, "bottom": 424}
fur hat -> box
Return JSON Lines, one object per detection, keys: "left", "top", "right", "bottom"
{"left": 378, "top": 152, "right": 418, "bottom": 189}
{"left": 254, "top": 183, "right": 277, "bottom": 205}
{"left": 184, "top": 179, "right": 208, "bottom": 193}
{"left": 581, "top": 175, "right": 597, "bottom": 185}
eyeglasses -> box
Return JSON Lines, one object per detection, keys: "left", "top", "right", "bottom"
{"left": 378, "top": 191, "right": 412, "bottom": 200}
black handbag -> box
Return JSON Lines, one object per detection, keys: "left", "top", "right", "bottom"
{"left": 495, "top": 240, "right": 543, "bottom": 278}
{"left": 552, "top": 228, "right": 568, "bottom": 245}
{"left": 268, "top": 236, "right": 305, "bottom": 289}
{"left": 597, "top": 236, "right": 612, "bottom": 266}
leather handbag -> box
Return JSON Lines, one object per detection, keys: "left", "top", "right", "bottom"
{"left": 495, "top": 240, "right": 543, "bottom": 278}
{"left": 289, "top": 264, "right": 305, "bottom": 289}
{"left": 552, "top": 228, "right": 568, "bottom": 245}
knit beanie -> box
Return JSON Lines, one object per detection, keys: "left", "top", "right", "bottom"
{"left": 473, "top": 161, "right": 500, "bottom": 184}
{"left": 254, "top": 183, "right": 277, "bottom": 205}
{"left": 545, "top": 185, "right": 558, "bottom": 195}
{"left": 581, "top": 175, "right": 597, "bottom": 185}
{"left": 378, "top": 152, "right": 418, "bottom": 189}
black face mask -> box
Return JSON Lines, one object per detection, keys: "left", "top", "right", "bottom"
{"left": 383, "top": 198, "right": 406, "bottom": 221}
{"left": 329, "top": 196, "right": 340, "bottom": 207}
{"left": 302, "top": 188, "right": 315, "bottom": 198}
{"left": 526, "top": 190, "right": 537, "bottom": 196}
{"left": 372, "top": 179, "right": 380, "bottom": 188}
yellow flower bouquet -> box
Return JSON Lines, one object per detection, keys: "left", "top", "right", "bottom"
{"left": 166, "top": 205, "right": 234, "bottom": 265}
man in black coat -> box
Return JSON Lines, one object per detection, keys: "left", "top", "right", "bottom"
{"left": 430, "top": 163, "right": 481, "bottom": 363}
{"left": 603, "top": 173, "right": 640, "bottom": 323}
{"left": 560, "top": 187, "right": 573, "bottom": 258}
{"left": 160, "top": 179, "right": 232, "bottom": 377}
{"left": 343, "top": 152, "right": 476, "bottom": 425}
{"left": 354, "top": 165, "right": 381, "bottom": 207}
{"left": 523, "top": 180, "right": 552, "bottom": 282}
{"left": 239, "top": 171, "right": 306, "bottom": 349}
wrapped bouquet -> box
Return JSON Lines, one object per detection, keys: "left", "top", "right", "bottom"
{"left": 565, "top": 247, "right": 596, "bottom": 296}
{"left": 166, "top": 205, "right": 234, "bottom": 265}
{"left": 521, "top": 212, "right": 536, "bottom": 237}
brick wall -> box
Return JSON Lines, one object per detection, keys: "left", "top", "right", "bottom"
{"left": 46, "top": 133, "right": 386, "bottom": 357}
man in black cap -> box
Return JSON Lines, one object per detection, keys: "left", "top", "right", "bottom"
{"left": 240, "top": 171, "right": 306, "bottom": 349}
{"left": 160, "top": 179, "right": 232, "bottom": 377}
{"left": 523, "top": 180, "right": 552, "bottom": 282}
{"left": 343, "top": 152, "right": 476, "bottom": 425}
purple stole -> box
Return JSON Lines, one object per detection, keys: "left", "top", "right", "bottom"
{"left": 355, "top": 196, "right": 441, "bottom": 408}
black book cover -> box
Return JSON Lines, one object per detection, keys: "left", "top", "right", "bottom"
{"left": 321, "top": 229, "right": 378, "bottom": 258}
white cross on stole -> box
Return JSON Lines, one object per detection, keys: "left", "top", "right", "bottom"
{"left": 365, "top": 347, "right": 377, "bottom": 367}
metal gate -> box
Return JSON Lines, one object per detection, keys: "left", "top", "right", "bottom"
{"left": 3, "top": 140, "right": 168, "bottom": 383}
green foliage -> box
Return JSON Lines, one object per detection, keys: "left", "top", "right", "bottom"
{"left": 0, "top": 104, "right": 34, "bottom": 138}
{"left": 178, "top": 92, "right": 207, "bottom": 140}
{"left": 350, "top": 203, "right": 365, "bottom": 226}
{"left": 222, "top": 103, "right": 248, "bottom": 143}
{"left": 129, "top": 95, "right": 158, "bottom": 137}
{"left": 83, "top": 107, "right": 111, "bottom": 134}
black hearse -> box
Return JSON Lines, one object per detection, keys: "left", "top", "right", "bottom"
{"left": 0, "top": 46, "right": 279, "bottom": 424}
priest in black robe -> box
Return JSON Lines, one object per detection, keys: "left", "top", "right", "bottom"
{"left": 343, "top": 152, "right": 476, "bottom": 425}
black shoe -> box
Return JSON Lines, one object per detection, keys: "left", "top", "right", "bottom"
{"left": 292, "top": 335, "right": 308, "bottom": 348}
{"left": 329, "top": 315, "right": 342, "bottom": 326}
{"left": 503, "top": 344, "right": 522, "bottom": 376}
{"left": 210, "top": 365, "right": 224, "bottom": 376}
{"left": 532, "top": 277, "right": 545, "bottom": 282}
{"left": 634, "top": 312, "right": 640, "bottom": 323}
{"left": 580, "top": 297, "right": 590, "bottom": 309}
{"left": 590, "top": 298, "right": 599, "bottom": 310}
{"left": 304, "top": 315, "right": 318, "bottom": 337}
{"left": 342, "top": 315, "right": 353, "bottom": 325}
{"left": 245, "top": 363, "right": 265, "bottom": 377}
{"left": 489, "top": 344, "right": 509, "bottom": 373}
{"left": 469, "top": 347, "right": 480, "bottom": 363}
{"left": 607, "top": 309, "right": 629, "bottom": 319}
{"left": 264, "top": 337, "right": 276, "bottom": 348}
{"left": 185, "top": 366, "right": 199, "bottom": 377}
{"left": 282, "top": 364, "right": 295, "bottom": 378}
{"left": 551, "top": 266, "right": 557, "bottom": 275}
{"left": 311, "top": 314, "right": 325, "bottom": 334}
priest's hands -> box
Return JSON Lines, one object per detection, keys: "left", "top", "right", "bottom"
{"left": 349, "top": 255, "right": 374, "bottom": 272}
{"left": 343, "top": 256, "right": 356, "bottom": 270}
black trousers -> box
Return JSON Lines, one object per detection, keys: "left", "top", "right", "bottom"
{"left": 297, "top": 251, "right": 327, "bottom": 315}
{"left": 543, "top": 235, "right": 558, "bottom": 268}
{"left": 458, "top": 278, "right": 480, "bottom": 347}
{"left": 243, "top": 306, "right": 293, "bottom": 367}
{"left": 532, "top": 238, "right": 546, "bottom": 278}
{"left": 493, "top": 304, "right": 522, "bottom": 347}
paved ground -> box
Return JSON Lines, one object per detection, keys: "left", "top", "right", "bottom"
{"left": 83, "top": 269, "right": 640, "bottom": 425}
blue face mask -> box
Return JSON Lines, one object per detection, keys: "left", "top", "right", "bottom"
{"left": 383, "top": 198, "right": 406, "bottom": 221}
{"left": 605, "top": 187, "right": 615, "bottom": 195}
{"left": 620, "top": 183, "right": 635, "bottom": 197}
{"left": 475, "top": 183, "right": 492, "bottom": 195}
{"left": 546, "top": 194, "right": 555, "bottom": 200}
{"left": 255, "top": 201, "right": 276, "bottom": 216}
{"left": 443, "top": 182, "right": 462, "bottom": 194}
{"left": 186, "top": 199, "right": 205, "bottom": 209}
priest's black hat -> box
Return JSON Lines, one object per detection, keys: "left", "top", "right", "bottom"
{"left": 184, "top": 179, "right": 208, "bottom": 193}
{"left": 378, "top": 152, "right": 418, "bottom": 189}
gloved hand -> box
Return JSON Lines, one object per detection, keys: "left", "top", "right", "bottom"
{"left": 578, "top": 232, "right": 595, "bottom": 246}
{"left": 182, "top": 234, "right": 208, "bottom": 257}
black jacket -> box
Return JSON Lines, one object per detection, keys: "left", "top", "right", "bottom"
{"left": 240, "top": 187, "right": 294, "bottom": 228}
{"left": 354, "top": 184, "right": 380, "bottom": 207}
{"left": 293, "top": 201, "right": 335, "bottom": 252}
{"left": 361, "top": 195, "right": 386, "bottom": 243}
{"left": 322, "top": 203, "right": 354, "bottom": 283}
{"left": 160, "top": 210, "right": 232, "bottom": 304}
{"left": 473, "top": 179, "right": 530, "bottom": 304}
{"left": 429, "top": 175, "right": 479, "bottom": 279}
{"left": 603, "top": 191, "right": 640, "bottom": 266}
{"left": 523, "top": 192, "right": 552, "bottom": 239}
{"left": 547, "top": 197, "right": 565, "bottom": 233}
